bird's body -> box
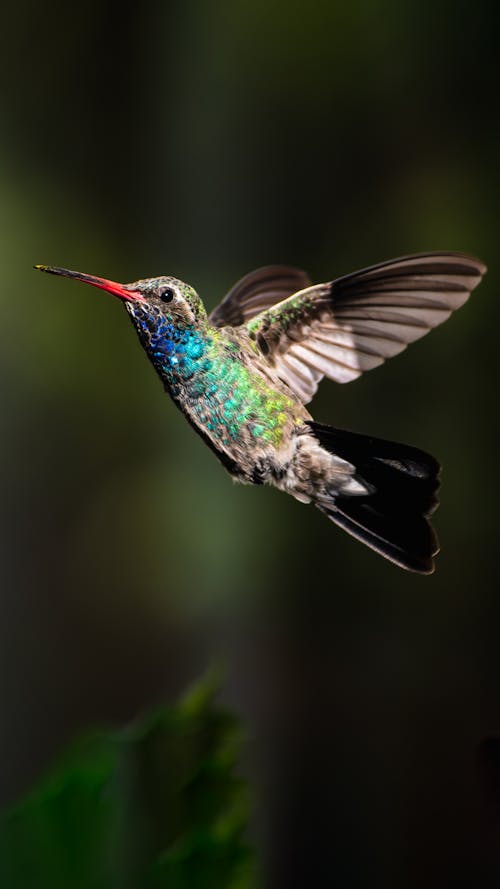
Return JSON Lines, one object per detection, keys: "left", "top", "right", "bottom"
{"left": 124, "top": 280, "right": 368, "bottom": 507}
{"left": 35, "top": 253, "right": 487, "bottom": 573}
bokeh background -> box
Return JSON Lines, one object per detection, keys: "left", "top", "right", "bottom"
{"left": 2, "top": 1, "right": 500, "bottom": 885}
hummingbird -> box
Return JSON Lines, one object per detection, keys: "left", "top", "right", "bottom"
{"left": 35, "top": 253, "right": 486, "bottom": 574}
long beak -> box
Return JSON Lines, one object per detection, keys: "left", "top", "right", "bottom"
{"left": 34, "top": 264, "right": 145, "bottom": 302}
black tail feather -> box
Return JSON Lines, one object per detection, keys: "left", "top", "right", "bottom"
{"left": 308, "top": 421, "right": 441, "bottom": 574}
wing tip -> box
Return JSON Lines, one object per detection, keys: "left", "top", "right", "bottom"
{"left": 334, "top": 251, "right": 488, "bottom": 288}
{"left": 433, "top": 251, "right": 488, "bottom": 280}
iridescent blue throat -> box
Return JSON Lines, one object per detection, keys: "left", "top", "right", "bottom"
{"left": 133, "top": 310, "right": 211, "bottom": 397}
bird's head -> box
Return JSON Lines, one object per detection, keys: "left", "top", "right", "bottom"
{"left": 34, "top": 266, "right": 207, "bottom": 327}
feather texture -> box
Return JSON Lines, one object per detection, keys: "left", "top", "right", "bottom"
{"left": 209, "top": 265, "right": 312, "bottom": 327}
{"left": 243, "top": 253, "right": 486, "bottom": 403}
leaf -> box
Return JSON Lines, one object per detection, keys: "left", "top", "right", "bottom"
{"left": 0, "top": 673, "right": 258, "bottom": 889}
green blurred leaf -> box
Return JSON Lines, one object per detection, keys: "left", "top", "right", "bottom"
{"left": 0, "top": 674, "right": 257, "bottom": 889}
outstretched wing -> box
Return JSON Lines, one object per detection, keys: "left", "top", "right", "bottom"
{"left": 209, "top": 265, "right": 312, "bottom": 327}
{"left": 245, "top": 253, "right": 486, "bottom": 403}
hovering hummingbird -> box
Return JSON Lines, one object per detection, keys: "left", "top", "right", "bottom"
{"left": 35, "top": 253, "right": 486, "bottom": 574}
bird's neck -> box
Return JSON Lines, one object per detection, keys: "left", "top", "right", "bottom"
{"left": 131, "top": 311, "right": 223, "bottom": 397}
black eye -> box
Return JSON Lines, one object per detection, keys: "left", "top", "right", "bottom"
{"left": 160, "top": 287, "right": 175, "bottom": 303}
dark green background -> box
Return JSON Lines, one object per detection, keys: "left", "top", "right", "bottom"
{"left": 1, "top": 1, "right": 499, "bottom": 885}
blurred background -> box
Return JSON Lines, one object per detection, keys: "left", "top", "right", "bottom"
{"left": 1, "top": 0, "right": 500, "bottom": 885}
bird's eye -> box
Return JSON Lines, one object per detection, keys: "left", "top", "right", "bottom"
{"left": 160, "top": 287, "right": 175, "bottom": 303}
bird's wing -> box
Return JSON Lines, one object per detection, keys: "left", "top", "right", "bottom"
{"left": 244, "top": 253, "right": 486, "bottom": 404}
{"left": 209, "top": 265, "right": 312, "bottom": 327}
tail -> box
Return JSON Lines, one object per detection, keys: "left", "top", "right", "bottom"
{"left": 308, "top": 421, "right": 441, "bottom": 574}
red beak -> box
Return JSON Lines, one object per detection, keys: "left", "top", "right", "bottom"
{"left": 34, "top": 265, "right": 145, "bottom": 302}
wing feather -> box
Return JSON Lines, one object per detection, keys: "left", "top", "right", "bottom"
{"left": 245, "top": 253, "right": 486, "bottom": 403}
{"left": 209, "top": 265, "right": 312, "bottom": 327}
